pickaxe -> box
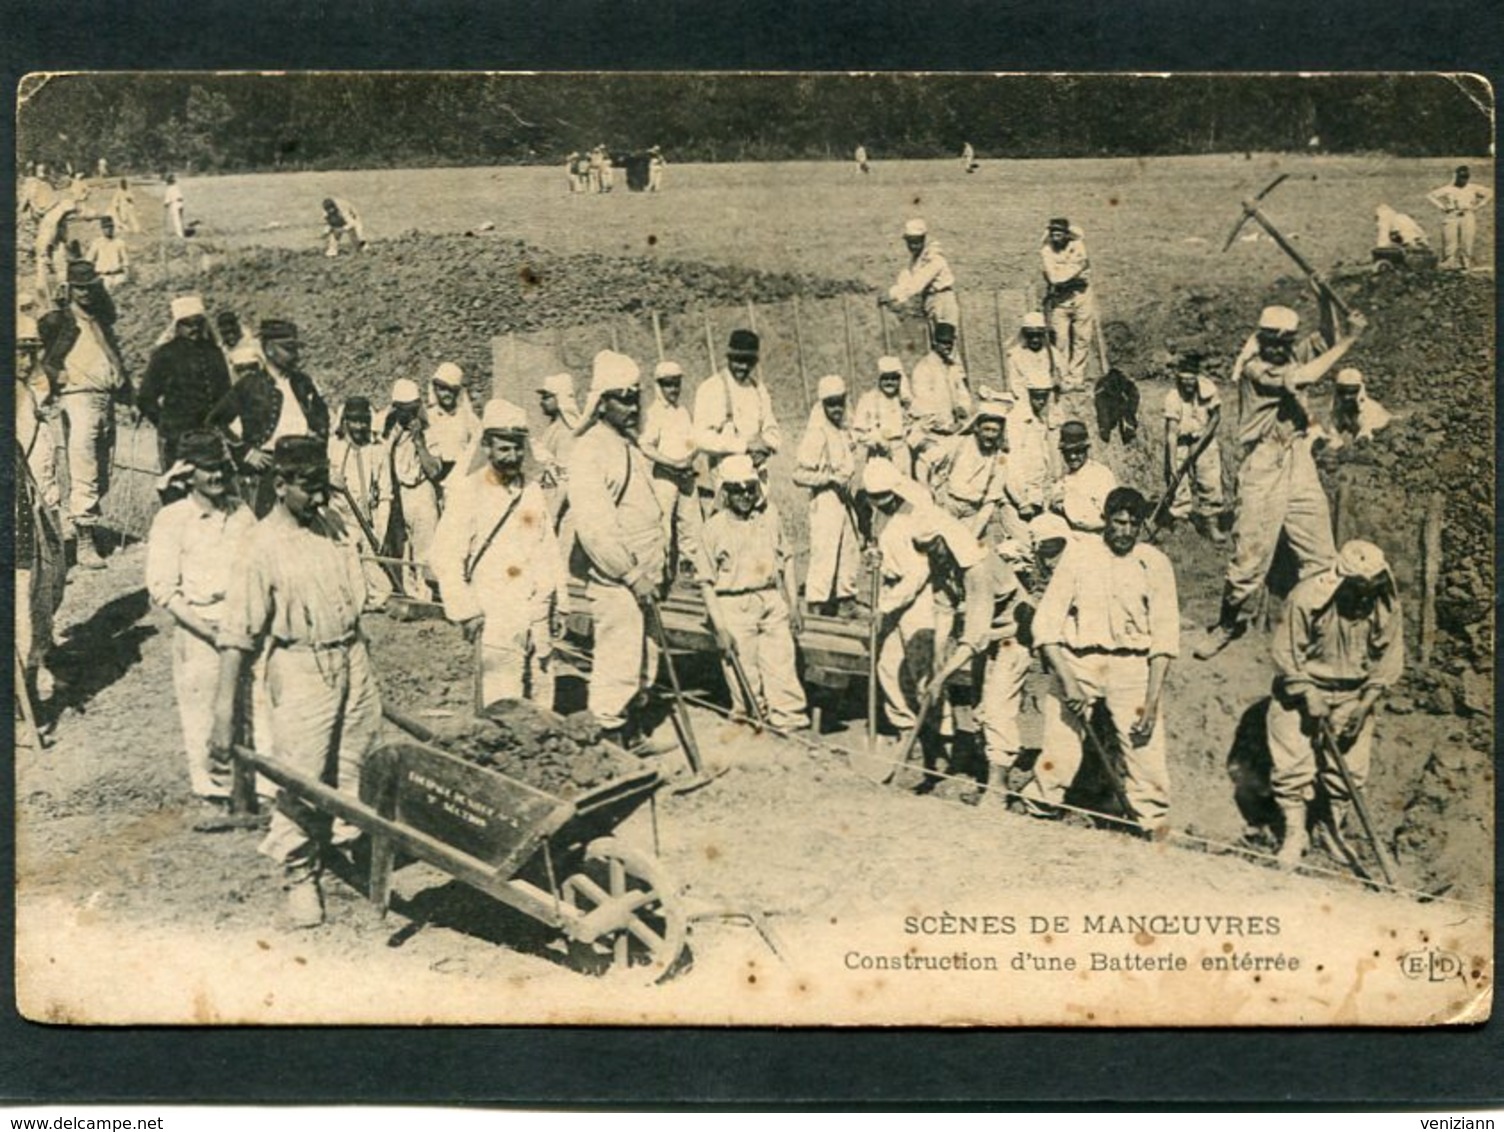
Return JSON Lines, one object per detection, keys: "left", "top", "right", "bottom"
{"left": 1222, "top": 174, "right": 1351, "bottom": 316}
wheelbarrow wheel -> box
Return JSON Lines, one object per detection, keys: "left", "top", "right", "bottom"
{"left": 559, "top": 836, "right": 687, "bottom": 982}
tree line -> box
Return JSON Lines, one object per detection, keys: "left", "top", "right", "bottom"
{"left": 18, "top": 72, "right": 1492, "bottom": 174}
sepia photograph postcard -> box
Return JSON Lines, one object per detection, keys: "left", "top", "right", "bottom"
{"left": 11, "top": 70, "right": 1495, "bottom": 1029}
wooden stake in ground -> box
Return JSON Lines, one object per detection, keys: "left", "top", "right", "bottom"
{"left": 701, "top": 307, "right": 718, "bottom": 372}
{"left": 609, "top": 322, "right": 620, "bottom": 352}
{"left": 1420, "top": 491, "right": 1444, "bottom": 666}
{"left": 992, "top": 289, "right": 1008, "bottom": 376}
{"left": 954, "top": 294, "right": 972, "bottom": 374}
{"left": 878, "top": 299, "right": 893, "bottom": 356}
{"left": 841, "top": 294, "right": 857, "bottom": 378}
{"left": 651, "top": 311, "right": 666, "bottom": 364}
{"left": 791, "top": 295, "right": 814, "bottom": 410}
{"left": 507, "top": 331, "right": 520, "bottom": 383}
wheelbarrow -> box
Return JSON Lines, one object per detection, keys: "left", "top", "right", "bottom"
{"left": 231, "top": 710, "right": 687, "bottom": 980}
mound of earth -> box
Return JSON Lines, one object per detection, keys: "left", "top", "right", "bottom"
{"left": 420, "top": 702, "right": 633, "bottom": 798}
{"left": 111, "top": 233, "right": 867, "bottom": 404}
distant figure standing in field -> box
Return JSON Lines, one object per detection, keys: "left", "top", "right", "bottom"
{"left": 321, "top": 197, "right": 366, "bottom": 256}
{"left": 854, "top": 144, "right": 870, "bottom": 175}
{"left": 961, "top": 142, "right": 978, "bottom": 173}
{"left": 648, "top": 146, "right": 667, "bottom": 192}
{"left": 1426, "top": 165, "right": 1492, "bottom": 270}
{"left": 163, "top": 173, "right": 186, "bottom": 238}
{"left": 881, "top": 218, "right": 959, "bottom": 338}
{"left": 87, "top": 216, "right": 130, "bottom": 291}
{"left": 1040, "top": 217, "right": 1096, "bottom": 391}
{"left": 565, "top": 152, "right": 582, "bottom": 193}
{"left": 108, "top": 178, "right": 140, "bottom": 233}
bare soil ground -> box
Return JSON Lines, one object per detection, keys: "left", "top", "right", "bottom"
{"left": 14, "top": 156, "right": 1493, "bottom": 1025}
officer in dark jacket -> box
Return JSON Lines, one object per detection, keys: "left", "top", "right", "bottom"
{"left": 137, "top": 294, "right": 232, "bottom": 470}
{"left": 207, "top": 319, "right": 330, "bottom": 516}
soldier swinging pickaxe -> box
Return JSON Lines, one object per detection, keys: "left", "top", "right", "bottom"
{"left": 1223, "top": 173, "right": 1352, "bottom": 317}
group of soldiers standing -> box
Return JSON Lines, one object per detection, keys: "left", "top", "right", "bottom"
{"left": 565, "top": 146, "right": 667, "bottom": 194}
{"left": 15, "top": 178, "right": 1437, "bottom": 930}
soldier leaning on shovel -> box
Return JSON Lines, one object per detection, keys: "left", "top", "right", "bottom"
{"left": 1262, "top": 540, "right": 1404, "bottom": 867}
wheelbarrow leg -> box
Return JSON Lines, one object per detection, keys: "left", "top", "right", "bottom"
{"left": 369, "top": 834, "right": 396, "bottom": 915}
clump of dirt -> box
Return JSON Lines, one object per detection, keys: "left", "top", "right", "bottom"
{"left": 111, "top": 233, "right": 867, "bottom": 404}
{"left": 422, "top": 704, "right": 634, "bottom": 798}
{"left": 363, "top": 613, "right": 639, "bottom": 798}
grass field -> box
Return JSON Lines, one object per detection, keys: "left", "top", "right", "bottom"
{"left": 183, "top": 153, "right": 1493, "bottom": 290}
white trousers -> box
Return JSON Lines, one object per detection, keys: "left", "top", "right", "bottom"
{"left": 258, "top": 642, "right": 383, "bottom": 869}
{"left": 718, "top": 589, "right": 808, "bottom": 728}
{"left": 1226, "top": 436, "right": 1335, "bottom": 612}
{"left": 1266, "top": 686, "right": 1374, "bottom": 807}
{"left": 1036, "top": 652, "right": 1170, "bottom": 830}
{"left": 1047, "top": 290, "right": 1097, "bottom": 387}
{"left": 172, "top": 624, "right": 231, "bottom": 799}
{"left": 587, "top": 581, "right": 657, "bottom": 731}
{"left": 876, "top": 589, "right": 936, "bottom": 731}
{"left": 60, "top": 391, "right": 115, "bottom": 530}
{"left": 977, "top": 638, "right": 1031, "bottom": 766}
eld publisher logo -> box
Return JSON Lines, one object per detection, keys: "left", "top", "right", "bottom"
{"left": 1399, "top": 948, "right": 1463, "bottom": 982}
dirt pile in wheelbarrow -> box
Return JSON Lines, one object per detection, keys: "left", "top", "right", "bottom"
{"left": 425, "top": 702, "right": 639, "bottom": 799}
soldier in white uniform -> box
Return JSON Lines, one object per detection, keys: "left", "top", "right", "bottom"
{"left": 692, "top": 329, "right": 782, "bottom": 484}
{"left": 15, "top": 316, "right": 66, "bottom": 708}
{"left": 1373, "top": 204, "right": 1429, "bottom": 251}
{"left": 1325, "top": 367, "right": 1392, "bottom": 451}
{"left": 1031, "top": 487, "right": 1180, "bottom": 832}
{"left": 86, "top": 216, "right": 130, "bottom": 291}
{"left": 567, "top": 351, "right": 669, "bottom": 748}
{"left": 1004, "top": 311, "right": 1056, "bottom": 403}
{"left": 930, "top": 390, "right": 1014, "bottom": 541}
{"left": 852, "top": 355, "right": 912, "bottom": 475}
{"left": 1262, "top": 540, "right": 1403, "bottom": 865}
{"left": 376, "top": 378, "right": 443, "bottom": 600}
{"left": 423, "top": 361, "right": 479, "bottom": 487}
{"left": 1040, "top": 217, "right": 1097, "bottom": 390}
{"left": 638, "top": 361, "right": 703, "bottom": 579}
{"left": 1050, "top": 420, "right": 1117, "bottom": 534}
{"left": 1160, "top": 353, "right": 1226, "bottom": 542}
{"left": 432, "top": 399, "right": 569, "bottom": 710}
{"left": 146, "top": 431, "right": 258, "bottom": 808}
{"left": 1197, "top": 303, "right": 1366, "bottom": 658}
{"left": 881, "top": 218, "right": 960, "bottom": 335}
{"left": 210, "top": 435, "right": 382, "bottom": 928}
{"left": 163, "top": 174, "right": 186, "bottom": 238}
{"left": 1427, "top": 165, "right": 1492, "bottom": 270}
{"left": 906, "top": 323, "right": 972, "bottom": 487}
{"left": 327, "top": 395, "right": 391, "bottom": 604}
{"left": 1004, "top": 368, "right": 1061, "bottom": 545}
{"left": 699, "top": 454, "right": 809, "bottom": 730}
{"left": 793, "top": 374, "right": 861, "bottom": 615}
{"left": 321, "top": 197, "right": 366, "bottom": 256}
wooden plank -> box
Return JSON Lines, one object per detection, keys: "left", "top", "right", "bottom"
{"left": 1420, "top": 492, "right": 1444, "bottom": 666}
